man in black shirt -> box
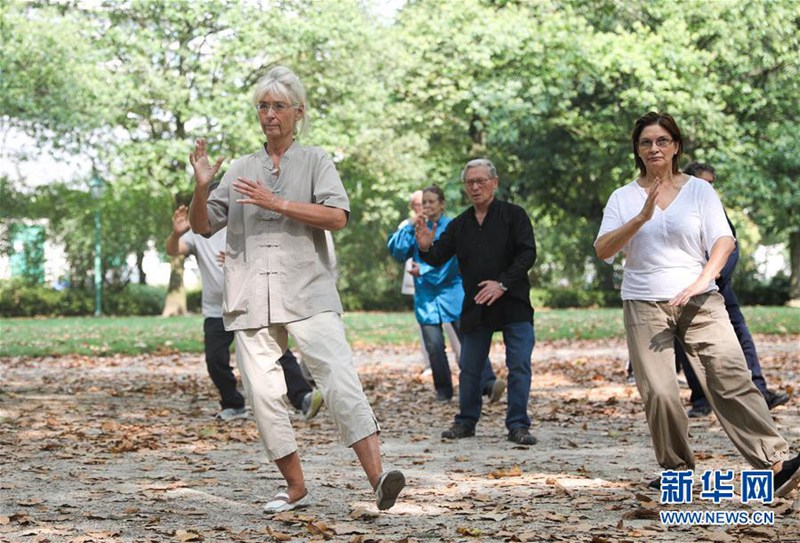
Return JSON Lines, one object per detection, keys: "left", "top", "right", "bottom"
{"left": 414, "top": 158, "right": 537, "bottom": 445}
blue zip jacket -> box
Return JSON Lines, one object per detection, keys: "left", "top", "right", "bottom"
{"left": 387, "top": 216, "right": 463, "bottom": 325}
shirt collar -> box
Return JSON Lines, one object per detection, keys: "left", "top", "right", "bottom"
{"left": 259, "top": 140, "right": 299, "bottom": 172}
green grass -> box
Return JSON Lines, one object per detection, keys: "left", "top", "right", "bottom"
{"left": 1, "top": 306, "right": 798, "bottom": 358}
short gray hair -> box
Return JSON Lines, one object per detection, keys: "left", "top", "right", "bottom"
{"left": 252, "top": 65, "right": 308, "bottom": 137}
{"left": 461, "top": 158, "right": 497, "bottom": 181}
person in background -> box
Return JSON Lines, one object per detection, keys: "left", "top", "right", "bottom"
{"left": 388, "top": 185, "right": 505, "bottom": 403}
{"left": 676, "top": 161, "right": 790, "bottom": 417}
{"left": 166, "top": 204, "right": 323, "bottom": 422}
{"left": 188, "top": 65, "right": 404, "bottom": 513}
{"left": 395, "top": 190, "right": 461, "bottom": 376}
{"left": 415, "top": 159, "right": 537, "bottom": 446}
{"left": 594, "top": 111, "right": 799, "bottom": 497}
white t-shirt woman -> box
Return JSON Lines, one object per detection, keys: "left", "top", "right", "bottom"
{"left": 596, "top": 176, "right": 733, "bottom": 301}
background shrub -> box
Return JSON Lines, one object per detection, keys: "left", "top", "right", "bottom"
{"left": 0, "top": 280, "right": 166, "bottom": 317}
{"left": 186, "top": 289, "right": 202, "bottom": 314}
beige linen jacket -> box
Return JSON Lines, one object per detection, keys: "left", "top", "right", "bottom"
{"left": 206, "top": 142, "right": 348, "bottom": 330}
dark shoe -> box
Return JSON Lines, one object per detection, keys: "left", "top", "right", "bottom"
{"left": 763, "top": 389, "right": 790, "bottom": 410}
{"left": 435, "top": 391, "right": 452, "bottom": 403}
{"left": 648, "top": 477, "right": 661, "bottom": 490}
{"left": 507, "top": 427, "right": 537, "bottom": 446}
{"left": 441, "top": 423, "right": 475, "bottom": 439}
{"left": 375, "top": 470, "right": 405, "bottom": 511}
{"left": 626, "top": 361, "right": 635, "bottom": 384}
{"left": 687, "top": 404, "right": 711, "bottom": 418}
{"left": 774, "top": 454, "right": 800, "bottom": 498}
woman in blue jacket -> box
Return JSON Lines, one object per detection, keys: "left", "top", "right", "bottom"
{"left": 388, "top": 185, "right": 500, "bottom": 402}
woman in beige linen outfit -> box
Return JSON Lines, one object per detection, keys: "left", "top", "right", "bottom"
{"left": 595, "top": 111, "right": 799, "bottom": 497}
{"left": 188, "top": 66, "right": 404, "bottom": 513}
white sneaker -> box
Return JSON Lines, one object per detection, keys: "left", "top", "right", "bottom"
{"left": 215, "top": 407, "right": 248, "bottom": 421}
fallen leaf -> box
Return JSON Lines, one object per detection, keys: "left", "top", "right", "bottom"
{"left": 174, "top": 529, "right": 203, "bottom": 541}
{"left": 266, "top": 526, "right": 292, "bottom": 541}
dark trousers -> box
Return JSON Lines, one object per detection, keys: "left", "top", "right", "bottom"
{"left": 278, "top": 349, "right": 312, "bottom": 410}
{"left": 204, "top": 317, "right": 244, "bottom": 410}
{"left": 456, "top": 321, "right": 534, "bottom": 431}
{"left": 420, "top": 319, "right": 495, "bottom": 400}
{"left": 677, "top": 280, "right": 767, "bottom": 409}
{"left": 204, "top": 318, "right": 311, "bottom": 411}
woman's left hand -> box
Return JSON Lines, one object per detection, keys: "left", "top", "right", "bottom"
{"left": 669, "top": 278, "right": 707, "bottom": 306}
{"left": 233, "top": 177, "right": 285, "bottom": 211}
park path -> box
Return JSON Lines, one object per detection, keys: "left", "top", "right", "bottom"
{"left": 1, "top": 336, "right": 798, "bottom": 542}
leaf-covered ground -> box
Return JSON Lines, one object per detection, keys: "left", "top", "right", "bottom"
{"left": 1, "top": 336, "right": 798, "bottom": 542}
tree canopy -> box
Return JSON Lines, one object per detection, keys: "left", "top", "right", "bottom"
{"left": 2, "top": 0, "right": 799, "bottom": 306}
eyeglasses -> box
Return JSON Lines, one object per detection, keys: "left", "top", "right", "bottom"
{"left": 638, "top": 137, "right": 673, "bottom": 150}
{"left": 463, "top": 177, "right": 493, "bottom": 187}
{"left": 255, "top": 101, "right": 293, "bottom": 113}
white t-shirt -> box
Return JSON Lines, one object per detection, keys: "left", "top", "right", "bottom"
{"left": 596, "top": 176, "right": 733, "bottom": 301}
{"left": 181, "top": 228, "right": 226, "bottom": 318}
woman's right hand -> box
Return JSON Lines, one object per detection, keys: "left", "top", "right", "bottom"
{"left": 189, "top": 138, "right": 225, "bottom": 187}
{"left": 638, "top": 176, "right": 662, "bottom": 222}
{"left": 413, "top": 214, "right": 436, "bottom": 251}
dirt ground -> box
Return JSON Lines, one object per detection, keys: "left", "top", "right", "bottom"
{"left": 1, "top": 336, "right": 799, "bottom": 543}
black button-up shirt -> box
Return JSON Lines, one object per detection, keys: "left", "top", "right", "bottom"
{"left": 420, "top": 199, "right": 536, "bottom": 333}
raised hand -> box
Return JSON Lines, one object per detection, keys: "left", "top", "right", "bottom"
{"left": 172, "top": 205, "right": 190, "bottom": 234}
{"left": 638, "top": 176, "right": 662, "bottom": 222}
{"left": 189, "top": 138, "right": 225, "bottom": 188}
{"left": 413, "top": 214, "right": 436, "bottom": 251}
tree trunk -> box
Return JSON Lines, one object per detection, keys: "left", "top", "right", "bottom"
{"left": 136, "top": 250, "right": 147, "bottom": 284}
{"left": 161, "top": 254, "right": 187, "bottom": 316}
{"left": 788, "top": 230, "right": 800, "bottom": 307}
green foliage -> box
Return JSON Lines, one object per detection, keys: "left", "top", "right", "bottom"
{"left": 1, "top": 0, "right": 798, "bottom": 308}
{"left": 542, "top": 288, "right": 621, "bottom": 309}
{"left": 104, "top": 283, "right": 167, "bottom": 316}
{"left": 0, "top": 280, "right": 165, "bottom": 317}
{"left": 0, "top": 278, "right": 64, "bottom": 317}
{"left": 735, "top": 274, "right": 791, "bottom": 307}
{"left": 186, "top": 289, "right": 202, "bottom": 313}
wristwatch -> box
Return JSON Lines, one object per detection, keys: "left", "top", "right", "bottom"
{"left": 498, "top": 282, "right": 508, "bottom": 292}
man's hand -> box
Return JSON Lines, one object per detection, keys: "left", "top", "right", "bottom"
{"left": 413, "top": 214, "right": 436, "bottom": 251}
{"left": 215, "top": 250, "right": 225, "bottom": 267}
{"left": 409, "top": 262, "right": 420, "bottom": 277}
{"left": 172, "top": 205, "right": 191, "bottom": 235}
{"left": 474, "top": 280, "right": 506, "bottom": 306}
{"left": 189, "top": 138, "right": 225, "bottom": 188}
